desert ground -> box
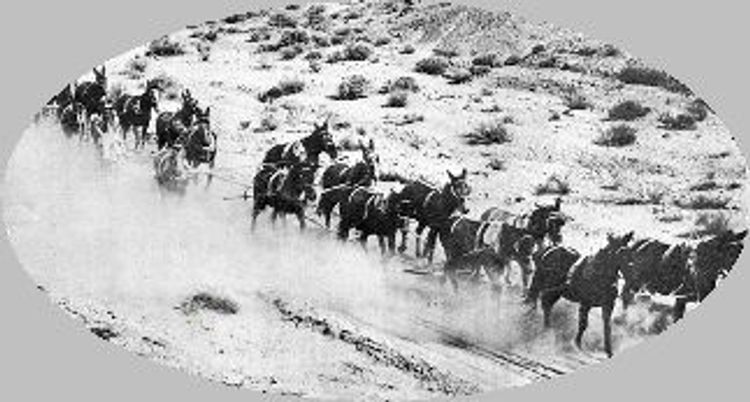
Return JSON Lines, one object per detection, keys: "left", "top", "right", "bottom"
{"left": 2, "top": 1, "right": 749, "bottom": 400}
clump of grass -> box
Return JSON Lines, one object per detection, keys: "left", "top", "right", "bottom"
{"left": 415, "top": 57, "right": 450, "bottom": 75}
{"left": 258, "top": 78, "right": 305, "bottom": 103}
{"left": 146, "top": 36, "right": 186, "bottom": 57}
{"left": 149, "top": 74, "right": 182, "bottom": 100}
{"left": 278, "top": 29, "right": 310, "bottom": 48}
{"left": 335, "top": 75, "right": 370, "bottom": 100}
{"left": 607, "top": 100, "right": 650, "bottom": 121}
{"left": 384, "top": 91, "right": 409, "bottom": 108}
{"left": 374, "top": 37, "right": 392, "bottom": 47}
{"left": 256, "top": 113, "right": 280, "bottom": 132}
{"left": 563, "top": 91, "right": 592, "bottom": 110}
{"left": 675, "top": 194, "right": 732, "bottom": 210}
{"left": 305, "top": 50, "right": 323, "bottom": 61}
{"left": 616, "top": 66, "right": 693, "bottom": 95}
{"left": 595, "top": 124, "right": 638, "bottom": 147}
{"left": 659, "top": 113, "right": 697, "bottom": 131}
{"left": 268, "top": 12, "right": 298, "bottom": 28}
{"left": 247, "top": 29, "right": 271, "bottom": 43}
{"left": 472, "top": 53, "right": 501, "bottom": 68}
{"left": 400, "top": 44, "right": 416, "bottom": 54}
{"left": 342, "top": 42, "right": 373, "bottom": 61}
{"left": 280, "top": 45, "right": 304, "bottom": 60}
{"left": 178, "top": 292, "right": 239, "bottom": 315}
{"left": 535, "top": 175, "right": 571, "bottom": 196}
{"left": 504, "top": 54, "right": 523, "bottom": 66}
{"left": 444, "top": 68, "right": 473, "bottom": 85}
{"left": 693, "top": 212, "right": 732, "bottom": 236}
{"left": 311, "top": 34, "right": 331, "bottom": 47}
{"left": 380, "top": 76, "right": 420, "bottom": 94}
{"left": 487, "top": 158, "right": 506, "bottom": 171}
{"left": 464, "top": 120, "right": 512, "bottom": 145}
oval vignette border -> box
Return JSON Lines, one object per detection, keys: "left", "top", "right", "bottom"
{"left": 1, "top": 1, "right": 749, "bottom": 402}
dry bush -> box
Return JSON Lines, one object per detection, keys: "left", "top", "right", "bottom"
{"left": 608, "top": 100, "right": 651, "bottom": 121}
{"left": 380, "top": 76, "right": 420, "bottom": 94}
{"left": 305, "top": 5, "right": 328, "bottom": 29}
{"left": 278, "top": 29, "right": 310, "bottom": 48}
{"left": 384, "top": 91, "right": 409, "bottom": 108}
{"left": 149, "top": 74, "right": 182, "bottom": 100}
{"left": 687, "top": 99, "right": 711, "bottom": 122}
{"left": 255, "top": 113, "right": 280, "bottom": 132}
{"left": 563, "top": 92, "right": 593, "bottom": 110}
{"left": 268, "top": 12, "right": 298, "bottom": 28}
{"left": 304, "top": 50, "right": 323, "bottom": 61}
{"left": 470, "top": 65, "right": 493, "bottom": 77}
{"left": 535, "top": 175, "right": 571, "bottom": 196}
{"left": 595, "top": 124, "right": 638, "bottom": 147}
{"left": 247, "top": 29, "right": 272, "bottom": 43}
{"left": 464, "top": 120, "right": 512, "bottom": 145}
{"left": 258, "top": 78, "right": 305, "bottom": 103}
{"left": 472, "top": 53, "right": 501, "bottom": 67}
{"left": 335, "top": 75, "right": 371, "bottom": 100}
{"left": 343, "top": 42, "right": 373, "bottom": 61}
{"left": 487, "top": 158, "right": 506, "bottom": 171}
{"left": 280, "top": 45, "right": 304, "bottom": 60}
{"left": 693, "top": 213, "right": 732, "bottom": 236}
{"left": 400, "top": 44, "right": 416, "bottom": 54}
{"left": 659, "top": 113, "right": 697, "bottom": 131}
{"left": 178, "top": 292, "right": 239, "bottom": 315}
{"left": 146, "top": 36, "right": 186, "bottom": 57}
{"left": 415, "top": 56, "right": 450, "bottom": 75}
{"left": 504, "top": 54, "right": 522, "bottom": 66}
{"left": 311, "top": 34, "right": 331, "bottom": 47}
{"left": 445, "top": 68, "right": 473, "bottom": 85}
{"left": 374, "top": 37, "right": 392, "bottom": 47}
{"left": 675, "top": 194, "right": 732, "bottom": 210}
{"left": 616, "top": 66, "right": 693, "bottom": 95}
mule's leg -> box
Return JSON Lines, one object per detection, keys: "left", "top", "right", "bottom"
{"left": 378, "top": 236, "right": 386, "bottom": 255}
{"left": 251, "top": 204, "right": 263, "bottom": 232}
{"left": 296, "top": 210, "right": 306, "bottom": 231}
{"left": 602, "top": 300, "right": 615, "bottom": 358}
{"left": 425, "top": 228, "right": 438, "bottom": 264}
{"left": 541, "top": 288, "right": 564, "bottom": 327}
{"left": 415, "top": 223, "right": 426, "bottom": 257}
{"left": 398, "top": 226, "right": 408, "bottom": 254}
{"left": 519, "top": 258, "right": 533, "bottom": 294}
{"left": 575, "top": 304, "right": 591, "bottom": 350}
{"left": 359, "top": 233, "right": 369, "bottom": 251}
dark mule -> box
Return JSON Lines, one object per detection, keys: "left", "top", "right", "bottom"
{"left": 262, "top": 119, "right": 338, "bottom": 167}
{"left": 317, "top": 184, "right": 355, "bottom": 229}
{"left": 622, "top": 230, "right": 747, "bottom": 321}
{"left": 155, "top": 90, "right": 200, "bottom": 150}
{"left": 47, "top": 84, "right": 75, "bottom": 121}
{"left": 321, "top": 138, "right": 380, "bottom": 189}
{"left": 251, "top": 162, "right": 317, "bottom": 231}
{"left": 527, "top": 232, "right": 635, "bottom": 357}
{"left": 442, "top": 247, "right": 506, "bottom": 293}
{"left": 394, "top": 169, "right": 471, "bottom": 263}
{"left": 337, "top": 187, "right": 405, "bottom": 255}
{"left": 114, "top": 81, "right": 160, "bottom": 149}
{"left": 438, "top": 215, "right": 536, "bottom": 291}
{"left": 481, "top": 197, "right": 565, "bottom": 248}
{"left": 74, "top": 66, "right": 108, "bottom": 139}
{"left": 183, "top": 107, "right": 217, "bottom": 186}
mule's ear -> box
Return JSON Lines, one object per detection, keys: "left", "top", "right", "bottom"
{"left": 369, "top": 138, "right": 375, "bottom": 151}
{"left": 624, "top": 231, "right": 635, "bottom": 244}
{"left": 446, "top": 170, "right": 455, "bottom": 180}
{"left": 205, "top": 106, "right": 211, "bottom": 116}
{"left": 554, "top": 197, "right": 562, "bottom": 209}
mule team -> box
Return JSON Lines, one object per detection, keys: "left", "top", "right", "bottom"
{"left": 47, "top": 67, "right": 746, "bottom": 358}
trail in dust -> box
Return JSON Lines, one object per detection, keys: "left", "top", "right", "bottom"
{"left": 2, "top": 122, "right": 668, "bottom": 396}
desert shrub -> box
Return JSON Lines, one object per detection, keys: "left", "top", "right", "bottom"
{"left": 472, "top": 53, "right": 501, "bottom": 67}
{"left": 336, "top": 75, "right": 371, "bottom": 100}
{"left": 470, "top": 65, "right": 493, "bottom": 77}
{"left": 201, "top": 30, "right": 219, "bottom": 43}
{"left": 223, "top": 13, "right": 250, "bottom": 24}
{"left": 600, "top": 44, "right": 620, "bottom": 57}
{"left": 305, "top": 5, "right": 328, "bottom": 28}
{"left": 616, "top": 66, "right": 693, "bottom": 95}
{"left": 146, "top": 36, "right": 185, "bottom": 57}
{"left": 380, "top": 76, "right": 420, "bottom": 94}
{"left": 400, "top": 44, "right": 416, "bottom": 54}
{"left": 464, "top": 120, "right": 512, "bottom": 145}
{"left": 564, "top": 92, "right": 592, "bottom": 110}
{"left": 535, "top": 175, "right": 571, "bottom": 196}
{"left": 433, "top": 47, "right": 460, "bottom": 58}
{"left": 445, "top": 68, "right": 473, "bottom": 85}
{"left": 415, "top": 56, "right": 450, "bottom": 75}
{"left": 676, "top": 194, "right": 731, "bottom": 210}
{"left": 595, "top": 124, "right": 638, "bottom": 147}
{"left": 258, "top": 78, "right": 305, "bottom": 103}
{"left": 687, "top": 99, "right": 711, "bottom": 122}
{"left": 311, "top": 34, "right": 331, "bottom": 47}
{"left": 537, "top": 57, "right": 557, "bottom": 69}
{"left": 305, "top": 50, "right": 323, "bottom": 61}
{"left": 608, "top": 100, "right": 651, "bottom": 121}
{"left": 247, "top": 29, "right": 271, "bottom": 43}
{"left": 268, "top": 12, "right": 298, "bottom": 28}
{"left": 285, "top": 4, "right": 301, "bottom": 11}
{"left": 659, "top": 113, "right": 697, "bottom": 130}
{"left": 280, "top": 45, "right": 304, "bottom": 60}
{"left": 343, "top": 42, "right": 373, "bottom": 61}
{"left": 374, "top": 37, "right": 392, "bottom": 47}
{"left": 325, "top": 50, "right": 344, "bottom": 63}
{"left": 278, "top": 29, "right": 310, "bottom": 48}
{"left": 504, "top": 55, "right": 522, "bottom": 66}
{"left": 487, "top": 158, "right": 506, "bottom": 171}
{"left": 693, "top": 213, "right": 732, "bottom": 236}
{"left": 179, "top": 292, "right": 239, "bottom": 315}
{"left": 256, "top": 113, "right": 280, "bottom": 132}
{"left": 384, "top": 91, "right": 409, "bottom": 108}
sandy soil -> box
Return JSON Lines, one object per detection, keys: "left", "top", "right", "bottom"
{"left": 3, "top": 1, "right": 749, "bottom": 400}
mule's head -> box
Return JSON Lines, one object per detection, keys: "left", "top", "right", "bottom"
{"left": 144, "top": 81, "right": 160, "bottom": 112}
{"left": 93, "top": 65, "right": 107, "bottom": 88}
{"left": 311, "top": 119, "right": 338, "bottom": 160}
{"left": 292, "top": 162, "right": 318, "bottom": 203}
{"left": 545, "top": 213, "right": 566, "bottom": 245}
{"left": 361, "top": 138, "right": 380, "bottom": 182}
{"left": 180, "top": 90, "right": 201, "bottom": 122}
{"left": 446, "top": 168, "right": 471, "bottom": 214}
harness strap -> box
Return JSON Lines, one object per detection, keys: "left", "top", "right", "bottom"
{"left": 422, "top": 189, "right": 437, "bottom": 211}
